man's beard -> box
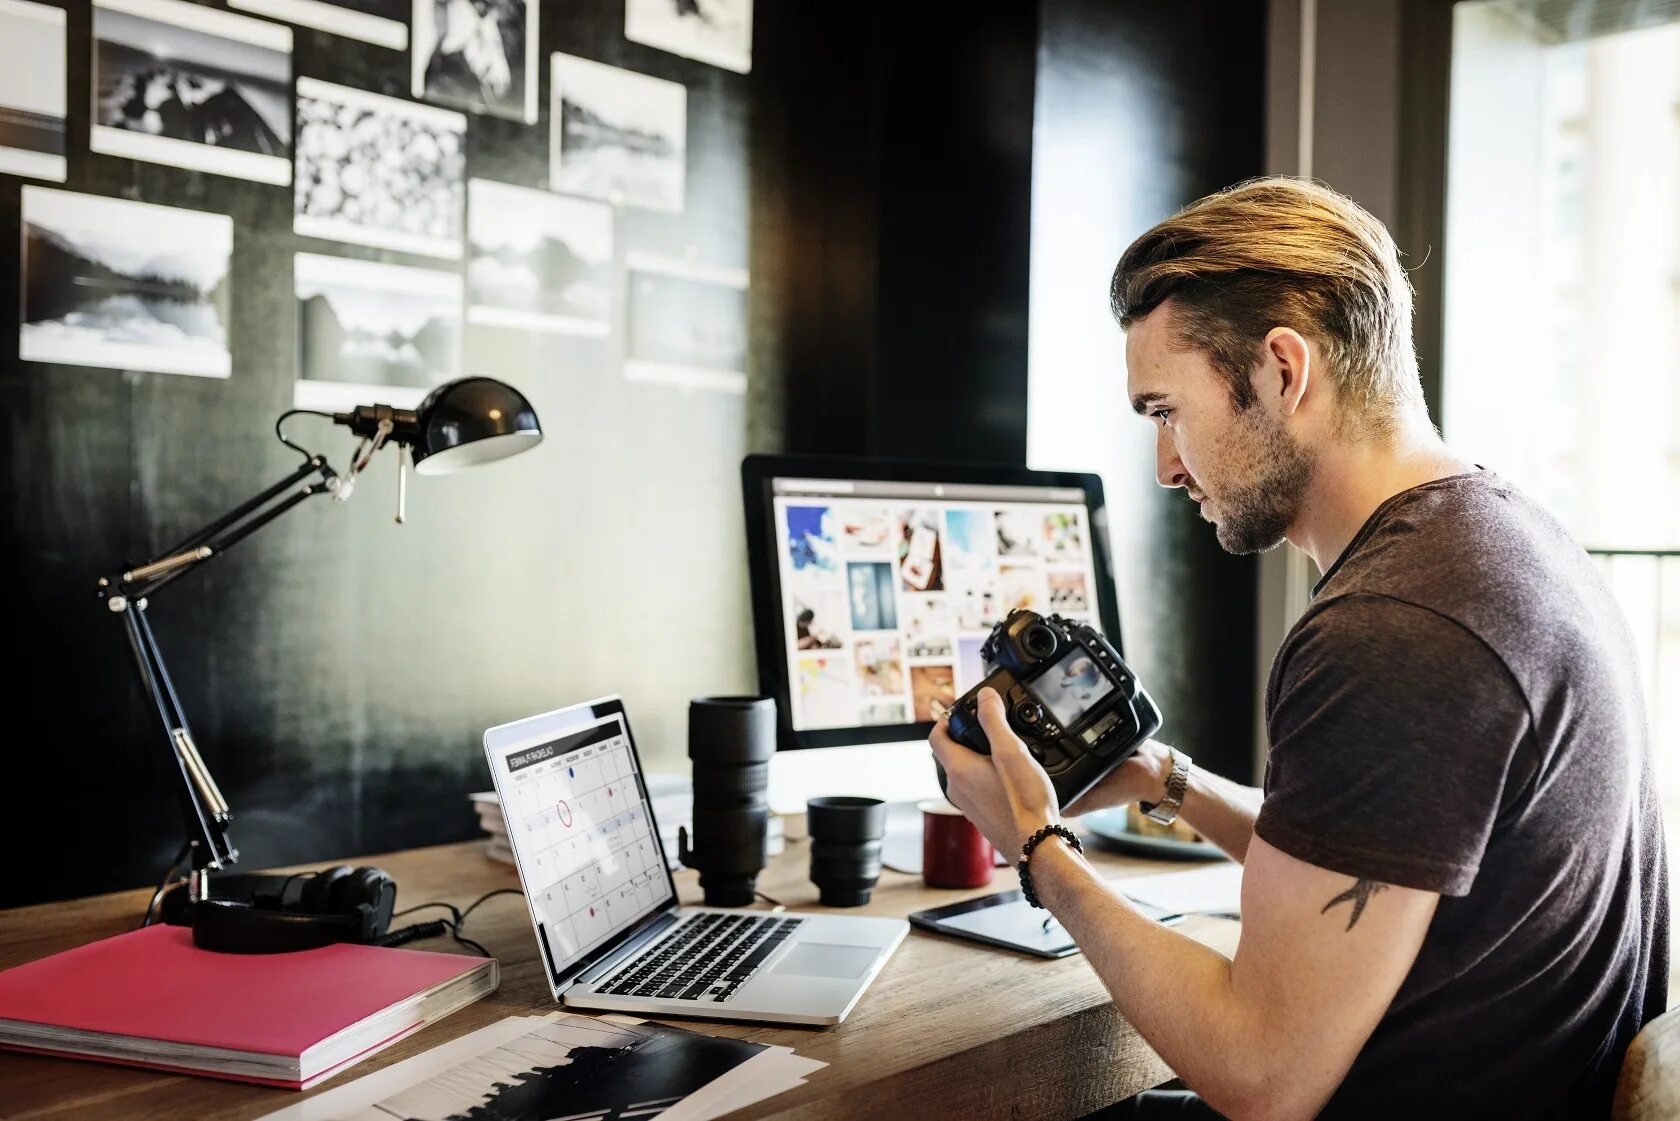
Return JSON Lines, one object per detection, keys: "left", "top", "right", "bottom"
{"left": 1207, "top": 409, "right": 1314, "bottom": 555}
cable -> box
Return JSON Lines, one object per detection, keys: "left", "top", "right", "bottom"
{"left": 459, "top": 888, "right": 524, "bottom": 927}
{"left": 379, "top": 888, "right": 523, "bottom": 958}
{"left": 140, "top": 842, "right": 192, "bottom": 929}
{"left": 754, "top": 890, "right": 787, "bottom": 912}
{"left": 274, "top": 408, "right": 333, "bottom": 461}
{"left": 452, "top": 933, "right": 492, "bottom": 958}
{"left": 391, "top": 900, "right": 463, "bottom": 926}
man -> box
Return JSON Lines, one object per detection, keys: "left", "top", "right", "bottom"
{"left": 931, "top": 178, "right": 1667, "bottom": 1120}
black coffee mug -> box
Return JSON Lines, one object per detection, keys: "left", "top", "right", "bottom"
{"left": 678, "top": 696, "right": 776, "bottom": 907}
{"left": 806, "top": 796, "right": 887, "bottom": 907}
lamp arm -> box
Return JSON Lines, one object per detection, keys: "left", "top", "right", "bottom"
{"left": 99, "top": 451, "right": 341, "bottom": 893}
{"left": 122, "top": 454, "right": 338, "bottom": 600}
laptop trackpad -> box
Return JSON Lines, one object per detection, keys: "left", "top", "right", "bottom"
{"left": 770, "top": 942, "right": 876, "bottom": 980}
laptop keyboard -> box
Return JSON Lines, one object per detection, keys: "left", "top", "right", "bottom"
{"left": 597, "top": 912, "right": 805, "bottom": 1003}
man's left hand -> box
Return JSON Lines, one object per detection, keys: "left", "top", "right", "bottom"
{"left": 929, "top": 687, "right": 1061, "bottom": 858}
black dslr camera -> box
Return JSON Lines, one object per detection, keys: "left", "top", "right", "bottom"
{"left": 938, "top": 610, "right": 1163, "bottom": 810}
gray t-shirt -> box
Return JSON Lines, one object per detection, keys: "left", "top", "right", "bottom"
{"left": 1253, "top": 470, "right": 1668, "bottom": 1120}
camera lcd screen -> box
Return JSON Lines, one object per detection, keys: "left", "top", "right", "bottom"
{"left": 1030, "top": 646, "right": 1117, "bottom": 729}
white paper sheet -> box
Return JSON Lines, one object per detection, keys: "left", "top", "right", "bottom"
{"left": 1112, "top": 862, "right": 1243, "bottom": 917}
{"left": 658, "top": 1046, "right": 827, "bottom": 1121}
{"left": 258, "top": 1015, "right": 554, "bottom": 1120}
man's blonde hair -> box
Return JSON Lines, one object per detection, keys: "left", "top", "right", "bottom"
{"left": 1110, "top": 177, "right": 1424, "bottom": 429}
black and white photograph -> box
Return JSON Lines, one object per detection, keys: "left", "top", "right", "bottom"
{"left": 294, "top": 252, "right": 462, "bottom": 413}
{"left": 467, "top": 178, "right": 612, "bottom": 336}
{"left": 91, "top": 0, "right": 292, "bottom": 186}
{"left": 263, "top": 1013, "right": 768, "bottom": 1121}
{"left": 624, "top": 252, "right": 747, "bottom": 393}
{"left": 626, "top": 0, "right": 752, "bottom": 74}
{"left": 228, "top": 0, "right": 407, "bottom": 51}
{"left": 20, "top": 187, "right": 232, "bottom": 378}
{"left": 412, "top": 0, "right": 537, "bottom": 124}
{"left": 294, "top": 77, "right": 467, "bottom": 259}
{"left": 550, "top": 52, "right": 686, "bottom": 213}
{"left": 0, "top": 0, "right": 66, "bottom": 182}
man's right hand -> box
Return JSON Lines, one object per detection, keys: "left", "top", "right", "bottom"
{"left": 1062, "top": 738, "right": 1175, "bottom": 816}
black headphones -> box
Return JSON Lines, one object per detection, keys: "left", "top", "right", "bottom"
{"left": 161, "top": 866, "right": 398, "bottom": 954}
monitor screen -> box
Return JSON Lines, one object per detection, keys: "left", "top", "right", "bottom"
{"left": 753, "top": 468, "right": 1109, "bottom": 740}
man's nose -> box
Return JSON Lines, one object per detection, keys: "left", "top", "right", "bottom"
{"left": 1155, "top": 429, "right": 1190, "bottom": 490}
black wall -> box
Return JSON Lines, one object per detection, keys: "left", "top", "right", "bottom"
{"left": 755, "top": 0, "right": 1267, "bottom": 785}
{"left": 4, "top": 0, "right": 758, "bottom": 908}
{"left": 6, "top": 0, "right": 1269, "bottom": 908}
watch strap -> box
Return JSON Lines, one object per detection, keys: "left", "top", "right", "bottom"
{"left": 1141, "top": 747, "right": 1191, "bottom": 826}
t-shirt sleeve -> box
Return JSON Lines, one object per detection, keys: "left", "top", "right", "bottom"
{"left": 1253, "top": 593, "right": 1532, "bottom": 896}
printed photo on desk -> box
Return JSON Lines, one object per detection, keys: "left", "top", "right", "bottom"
{"left": 0, "top": 0, "right": 66, "bottom": 182}
{"left": 284, "top": 1014, "right": 765, "bottom": 1121}
{"left": 91, "top": 0, "right": 292, "bottom": 185}
{"left": 19, "top": 187, "right": 232, "bottom": 378}
{"left": 623, "top": 254, "right": 748, "bottom": 394}
{"left": 258, "top": 1012, "right": 824, "bottom": 1121}
{"left": 412, "top": 0, "right": 538, "bottom": 124}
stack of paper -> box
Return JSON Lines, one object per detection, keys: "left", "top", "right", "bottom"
{"left": 470, "top": 774, "right": 784, "bottom": 871}
{"left": 257, "top": 1012, "right": 825, "bottom": 1121}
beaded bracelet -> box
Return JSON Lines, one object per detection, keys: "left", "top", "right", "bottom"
{"left": 1017, "top": 823, "right": 1083, "bottom": 909}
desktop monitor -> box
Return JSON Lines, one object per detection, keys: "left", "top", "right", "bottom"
{"left": 742, "top": 455, "right": 1123, "bottom": 809}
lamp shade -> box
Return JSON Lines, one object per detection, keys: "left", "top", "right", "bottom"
{"left": 409, "top": 377, "right": 542, "bottom": 475}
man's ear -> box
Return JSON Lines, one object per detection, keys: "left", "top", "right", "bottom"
{"left": 1262, "top": 327, "right": 1311, "bottom": 418}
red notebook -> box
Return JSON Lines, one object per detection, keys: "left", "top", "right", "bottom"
{"left": 0, "top": 925, "right": 498, "bottom": 1089}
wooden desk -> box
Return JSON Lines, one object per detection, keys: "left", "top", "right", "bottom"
{"left": 0, "top": 833, "right": 1239, "bottom": 1121}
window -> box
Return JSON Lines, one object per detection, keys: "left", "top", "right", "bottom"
{"left": 1445, "top": 2, "right": 1680, "bottom": 843}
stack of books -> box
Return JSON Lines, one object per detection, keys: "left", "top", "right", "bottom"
{"left": 470, "top": 774, "right": 784, "bottom": 871}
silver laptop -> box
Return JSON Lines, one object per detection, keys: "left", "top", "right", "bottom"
{"left": 484, "top": 696, "right": 908, "bottom": 1027}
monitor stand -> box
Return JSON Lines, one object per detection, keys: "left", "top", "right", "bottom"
{"left": 768, "top": 741, "right": 944, "bottom": 875}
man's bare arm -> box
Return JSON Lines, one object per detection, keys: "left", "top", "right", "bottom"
{"left": 1068, "top": 739, "right": 1264, "bottom": 863}
{"left": 1032, "top": 834, "right": 1437, "bottom": 1121}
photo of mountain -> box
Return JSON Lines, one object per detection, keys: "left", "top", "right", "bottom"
{"left": 92, "top": 0, "right": 292, "bottom": 185}
{"left": 294, "top": 252, "right": 462, "bottom": 412}
{"left": 467, "top": 179, "right": 612, "bottom": 335}
{"left": 550, "top": 53, "right": 685, "bottom": 213}
{"left": 0, "top": 0, "right": 66, "bottom": 182}
{"left": 624, "top": 252, "right": 748, "bottom": 393}
{"left": 19, "top": 187, "right": 232, "bottom": 378}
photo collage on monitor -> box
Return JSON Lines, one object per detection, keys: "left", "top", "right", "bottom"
{"left": 773, "top": 496, "right": 1101, "bottom": 732}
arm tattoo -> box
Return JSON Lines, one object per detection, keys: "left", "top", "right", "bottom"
{"left": 1322, "top": 879, "right": 1389, "bottom": 931}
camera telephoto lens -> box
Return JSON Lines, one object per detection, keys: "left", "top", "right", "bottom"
{"left": 678, "top": 696, "right": 776, "bottom": 907}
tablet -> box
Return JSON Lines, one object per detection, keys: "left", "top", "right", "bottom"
{"left": 909, "top": 890, "right": 1183, "bottom": 959}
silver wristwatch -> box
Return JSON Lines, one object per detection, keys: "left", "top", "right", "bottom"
{"left": 1141, "top": 747, "right": 1191, "bottom": 826}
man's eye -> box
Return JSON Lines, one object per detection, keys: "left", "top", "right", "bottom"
{"left": 1151, "top": 409, "right": 1173, "bottom": 424}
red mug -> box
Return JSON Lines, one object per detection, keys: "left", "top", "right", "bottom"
{"left": 920, "top": 800, "right": 996, "bottom": 888}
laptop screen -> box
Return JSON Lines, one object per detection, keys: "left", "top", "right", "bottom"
{"left": 484, "top": 698, "right": 677, "bottom": 989}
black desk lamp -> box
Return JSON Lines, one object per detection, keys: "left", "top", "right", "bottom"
{"left": 98, "top": 377, "right": 542, "bottom": 908}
